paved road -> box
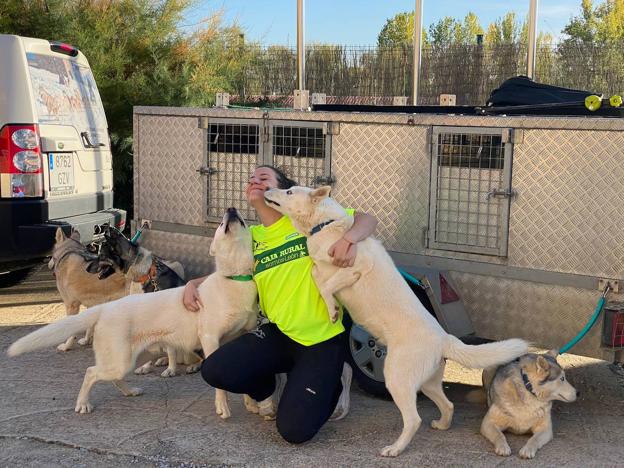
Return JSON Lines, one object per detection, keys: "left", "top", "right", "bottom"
{"left": 1, "top": 266, "right": 623, "bottom": 467}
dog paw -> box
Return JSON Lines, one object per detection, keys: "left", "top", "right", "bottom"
{"left": 126, "top": 387, "right": 143, "bottom": 397}
{"left": 494, "top": 443, "right": 512, "bottom": 457}
{"left": 160, "top": 368, "right": 176, "bottom": 378}
{"left": 154, "top": 357, "right": 169, "bottom": 367}
{"left": 77, "top": 337, "right": 91, "bottom": 346}
{"left": 258, "top": 398, "right": 276, "bottom": 420}
{"left": 215, "top": 401, "right": 231, "bottom": 419}
{"left": 185, "top": 363, "right": 201, "bottom": 374}
{"left": 56, "top": 343, "right": 73, "bottom": 352}
{"left": 380, "top": 444, "right": 401, "bottom": 457}
{"left": 431, "top": 418, "right": 451, "bottom": 431}
{"left": 75, "top": 402, "right": 93, "bottom": 414}
{"left": 134, "top": 363, "right": 154, "bottom": 375}
{"left": 519, "top": 445, "right": 537, "bottom": 459}
{"left": 244, "top": 396, "right": 259, "bottom": 414}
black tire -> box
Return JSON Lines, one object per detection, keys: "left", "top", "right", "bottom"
{"left": 342, "top": 313, "right": 391, "bottom": 399}
{"left": 0, "top": 267, "right": 34, "bottom": 288}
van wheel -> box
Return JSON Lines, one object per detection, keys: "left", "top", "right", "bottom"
{"left": 343, "top": 313, "right": 391, "bottom": 399}
{"left": 0, "top": 268, "right": 33, "bottom": 288}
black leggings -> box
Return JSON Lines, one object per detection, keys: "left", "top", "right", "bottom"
{"left": 201, "top": 323, "right": 346, "bottom": 444}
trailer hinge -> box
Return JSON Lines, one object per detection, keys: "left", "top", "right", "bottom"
{"left": 422, "top": 227, "right": 429, "bottom": 247}
{"left": 327, "top": 122, "right": 340, "bottom": 135}
{"left": 502, "top": 128, "right": 523, "bottom": 144}
{"left": 198, "top": 117, "right": 209, "bottom": 129}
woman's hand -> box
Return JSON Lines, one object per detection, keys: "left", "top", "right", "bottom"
{"left": 183, "top": 281, "right": 204, "bottom": 312}
{"left": 328, "top": 237, "right": 357, "bottom": 268}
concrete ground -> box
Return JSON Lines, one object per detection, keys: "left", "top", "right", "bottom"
{"left": 1, "top": 265, "right": 623, "bottom": 467}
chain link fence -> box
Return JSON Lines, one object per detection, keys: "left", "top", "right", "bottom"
{"left": 234, "top": 43, "right": 624, "bottom": 106}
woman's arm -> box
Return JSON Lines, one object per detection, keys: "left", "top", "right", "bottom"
{"left": 328, "top": 211, "right": 378, "bottom": 268}
{"left": 182, "top": 275, "right": 209, "bottom": 312}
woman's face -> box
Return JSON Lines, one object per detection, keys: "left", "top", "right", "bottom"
{"left": 246, "top": 167, "right": 279, "bottom": 204}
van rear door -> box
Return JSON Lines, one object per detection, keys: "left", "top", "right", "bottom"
{"left": 24, "top": 43, "right": 113, "bottom": 209}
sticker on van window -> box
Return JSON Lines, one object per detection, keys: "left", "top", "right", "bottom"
{"left": 26, "top": 52, "right": 108, "bottom": 140}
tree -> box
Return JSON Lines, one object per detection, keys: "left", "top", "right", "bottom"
{"left": 377, "top": 11, "right": 428, "bottom": 46}
{"left": 562, "top": 0, "right": 599, "bottom": 42}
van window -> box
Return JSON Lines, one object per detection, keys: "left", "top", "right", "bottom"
{"left": 26, "top": 52, "right": 108, "bottom": 137}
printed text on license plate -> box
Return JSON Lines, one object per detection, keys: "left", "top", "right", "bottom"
{"left": 49, "top": 153, "right": 75, "bottom": 193}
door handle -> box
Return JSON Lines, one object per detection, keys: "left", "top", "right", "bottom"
{"left": 486, "top": 188, "right": 516, "bottom": 200}
{"left": 196, "top": 166, "right": 217, "bottom": 176}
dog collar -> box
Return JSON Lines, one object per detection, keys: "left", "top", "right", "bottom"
{"left": 310, "top": 219, "right": 335, "bottom": 236}
{"left": 520, "top": 369, "right": 538, "bottom": 397}
{"left": 226, "top": 274, "right": 253, "bottom": 281}
{"left": 136, "top": 262, "right": 158, "bottom": 286}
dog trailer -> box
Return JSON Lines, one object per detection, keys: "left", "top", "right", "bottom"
{"left": 132, "top": 105, "right": 624, "bottom": 366}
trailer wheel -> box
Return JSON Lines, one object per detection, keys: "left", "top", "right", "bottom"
{"left": 342, "top": 313, "right": 391, "bottom": 399}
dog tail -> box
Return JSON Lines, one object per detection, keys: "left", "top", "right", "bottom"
{"left": 442, "top": 335, "right": 528, "bottom": 369}
{"left": 7, "top": 306, "right": 103, "bottom": 357}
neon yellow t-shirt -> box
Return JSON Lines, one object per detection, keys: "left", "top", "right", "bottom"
{"left": 251, "top": 214, "right": 351, "bottom": 346}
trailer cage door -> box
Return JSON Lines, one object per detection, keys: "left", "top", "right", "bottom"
{"left": 201, "top": 118, "right": 333, "bottom": 223}
{"left": 427, "top": 126, "right": 515, "bottom": 257}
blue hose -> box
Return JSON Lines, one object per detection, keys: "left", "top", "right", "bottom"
{"left": 559, "top": 290, "right": 609, "bottom": 354}
{"left": 397, "top": 267, "right": 423, "bottom": 287}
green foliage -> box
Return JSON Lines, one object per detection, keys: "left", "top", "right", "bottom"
{"left": 0, "top": 0, "right": 247, "bottom": 217}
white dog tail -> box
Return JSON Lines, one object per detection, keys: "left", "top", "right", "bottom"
{"left": 442, "top": 335, "right": 528, "bottom": 369}
{"left": 7, "top": 306, "right": 103, "bottom": 357}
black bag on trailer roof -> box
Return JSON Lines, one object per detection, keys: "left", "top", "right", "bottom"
{"left": 487, "top": 75, "right": 596, "bottom": 106}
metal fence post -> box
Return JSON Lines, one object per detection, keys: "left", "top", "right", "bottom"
{"left": 412, "top": 0, "right": 424, "bottom": 105}
{"left": 527, "top": 0, "right": 538, "bottom": 79}
{"left": 297, "top": 0, "right": 305, "bottom": 91}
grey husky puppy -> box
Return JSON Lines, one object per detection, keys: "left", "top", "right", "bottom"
{"left": 480, "top": 350, "right": 578, "bottom": 459}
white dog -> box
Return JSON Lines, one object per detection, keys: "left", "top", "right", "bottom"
{"left": 264, "top": 186, "right": 529, "bottom": 457}
{"left": 9, "top": 208, "right": 258, "bottom": 418}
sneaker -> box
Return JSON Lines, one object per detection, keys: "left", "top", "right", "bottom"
{"left": 329, "top": 363, "right": 352, "bottom": 421}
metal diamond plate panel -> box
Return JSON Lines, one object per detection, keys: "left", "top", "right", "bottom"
{"left": 140, "top": 230, "right": 214, "bottom": 280}
{"left": 451, "top": 272, "right": 605, "bottom": 359}
{"left": 135, "top": 115, "right": 204, "bottom": 225}
{"left": 331, "top": 124, "right": 430, "bottom": 253}
{"left": 135, "top": 106, "right": 624, "bottom": 131}
{"left": 510, "top": 129, "right": 624, "bottom": 278}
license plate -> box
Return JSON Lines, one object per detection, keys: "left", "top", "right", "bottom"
{"left": 48, "top": 153, "right": 75, "bottom": 194}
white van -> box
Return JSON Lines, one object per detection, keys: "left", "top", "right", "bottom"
{"left": 0, "top": 34, "right": 126, "bottom": 282}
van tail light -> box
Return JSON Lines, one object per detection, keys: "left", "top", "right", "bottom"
{"left": 0, "top": 124, "right": 44, "bottom": 198}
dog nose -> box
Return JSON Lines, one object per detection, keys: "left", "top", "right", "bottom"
{"left": 576, "top": 391, "right": 580, "bottom": 397}
{"left": 227, "top": 207, "right": 236, "bottom": 213}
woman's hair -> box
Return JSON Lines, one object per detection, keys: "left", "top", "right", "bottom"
{"left": 257, "top": 165, "right": 298, "bottom": 189}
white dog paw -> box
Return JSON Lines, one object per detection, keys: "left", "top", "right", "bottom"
{"left": 431, "top": 418, "right": 451, "bottom": 431}
{"left": 258, "top": 398, "right": 276, "bottom": 420}
{"left": 160, "top": 368, "right": 176, "bottom": 378}
{"left": 57, "top": 343, "right": 73, "bottom": 352}
{"left": 134, "top": 363, "right": 154, "bottom": 375}
{"left": 77, "top": 337, "right": 91, "bottom": 346}
{"left": 75, "top": 402, "right": 93, "bottom": 414}
{"left": 495, "top": 443, "right": 512, "bottom": 457}
{"left": 126, "top": 387, "right": 143, "bottom": 397}
{"left": 519, "top": 445, "right": 537, "bottom": 459}
{"left": 244, "top": 396, "right": 259, "bottom": 414}
{"left": 215, "top": 401, "right": 231, "bottom": 419}
{"left": 380, "top": 444, "right": 401, "bottom": 458}
{"left": 185, "top": 363, "right": 201, "bottom": 374}
{"left": 154, "top": 357, "right": 169, "bottom": 367}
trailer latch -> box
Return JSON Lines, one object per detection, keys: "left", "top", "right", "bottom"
{"left": 196, "top": 166, "right": 218, "bottom": 175}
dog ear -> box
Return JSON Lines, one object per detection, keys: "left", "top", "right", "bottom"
{"left": 546, "top": 348, "right": 559, "bottom": 358}
{"left": 55, "top": 227, "right": 66, "bottom": 243}
{"left": 310, "top": 186, "right": 331, "bottom": 204}
{"left": 70, "top": 229, "right": 81, "bottom": 242}
{"left": 536, "top": 355, "right": 551, "bottom": 373}
{"left": 98, "top": 265, "right": 116, "bottom": 279}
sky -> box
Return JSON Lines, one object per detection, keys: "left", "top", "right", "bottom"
{"left": 182, "top": 0, "right": 588, "bottom": 44}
